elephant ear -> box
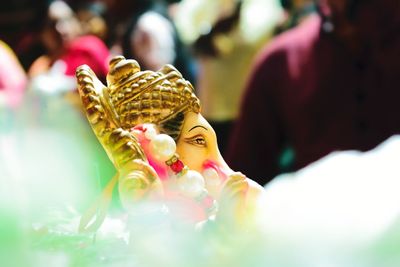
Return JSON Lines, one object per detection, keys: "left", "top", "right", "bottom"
{"left": 76, "top": 64, "right": 118, "bottom": 135}
{"left": 76, "top": 64, "right": 146, "bottom": 169}
{"left": 76, "top": 63, "right": 160, "bottom": 234}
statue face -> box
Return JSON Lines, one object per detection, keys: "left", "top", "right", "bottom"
{"left": 176, "top": 112, "right": 231, "bottom": 175}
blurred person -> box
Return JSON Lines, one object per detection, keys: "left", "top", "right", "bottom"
{"left": 275, "top": 0, "right": 316, "bottom": 34}
{"left": 0, "top": 0, "right": 48, "bottom": 70}
{"left": 9, "top": 2, "right": 116, "bottom": 213}
{"left": 0, "top": 40, "right": 27, "bottom": 108}
{"left": 178, "top": 0, "right": 283, "bottom": 155}
{"left": 72, "top": 1, "right": 108, "bottom": 41}
{"left": 103, "top": 0, "right": 196, "bottom": 83}
{"left": 121, "top": 0, "right": 176, "bottom": 71}
{"left": 29, "top": 0, "right": 110, "bottom": 90}
{"left": 227, "top": 0, "right": 400, "bottom": 185}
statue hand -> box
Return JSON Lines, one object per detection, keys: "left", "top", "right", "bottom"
{"left": 218, "top": 172, "right": 249, "bottom": 222}
{"left": 220, "top": 172, "right": 249, "bottom": 200}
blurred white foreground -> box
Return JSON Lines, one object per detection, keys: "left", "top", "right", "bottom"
{"left": 1, "top": 90, "right": 400, "bottom": 266}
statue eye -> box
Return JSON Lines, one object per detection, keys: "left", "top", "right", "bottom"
{"left": 186, "top": 135, "right": 207, "bottom": 147}
{"left": 194, "top": 137, "right": 206, "bottom": 145}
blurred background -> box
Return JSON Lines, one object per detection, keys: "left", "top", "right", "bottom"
{"left": 1, "top": 0, "right": 400, "bottom": 266}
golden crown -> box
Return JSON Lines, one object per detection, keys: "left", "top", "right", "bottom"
{"left": 77, "top": 55, "right": 200, "bottom": 132}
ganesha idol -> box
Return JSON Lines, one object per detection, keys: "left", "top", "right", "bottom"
{"left": 76, "top": 56, "right": 264, "bottom": 232}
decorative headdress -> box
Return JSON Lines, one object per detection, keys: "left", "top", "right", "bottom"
{"left": 76, "top": 55, "right": 200, "bottom": 167}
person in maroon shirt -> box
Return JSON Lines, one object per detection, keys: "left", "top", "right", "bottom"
{"left": 226, "top": 0, "right": 400, "bottom": 185}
